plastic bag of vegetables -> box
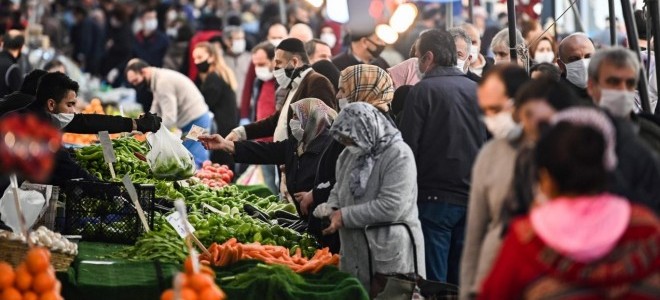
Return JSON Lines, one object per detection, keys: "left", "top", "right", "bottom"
{"left": 146, "top": 125, "right": 196, "bottom": 180}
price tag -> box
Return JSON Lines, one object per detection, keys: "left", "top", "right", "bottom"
{"left": 202, "top": 203, "right": 223, "bottom": 215}
{"left": 98, "top": 131, "right": 116, "bottom": 163}
{"left": 166, "top": 211, "right": 196, "bottom": 238}
{"left": 122, "top": 175, "right": 150, "bottom": 232}
{"left": 185, "top": 125, "right": 207, "bottom": 141}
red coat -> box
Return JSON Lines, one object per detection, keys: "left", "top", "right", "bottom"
{"left": 479, "top": 205, "right": 660, "bottom": 300}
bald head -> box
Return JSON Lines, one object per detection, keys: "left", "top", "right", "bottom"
{"left": 289, "top": 23, "right": 314, "bottom": 43}
{"left": 558, "top": 33, "right": 594, "bottom": 62}
{"left": 267, "top": 23, "right": 289, "bottom": 42}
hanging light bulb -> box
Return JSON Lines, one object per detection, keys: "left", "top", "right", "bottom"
{"left": 327, "top": 0, "right": 349, "bottom": 23}
{"left": 376, "top": 24, "right": 399, "bottom": 44}
{"left": 306, "top": 0, "right": 324, "bottom": 8}
{"left": 389, "top": 3, "right": 418, "bottom": 33}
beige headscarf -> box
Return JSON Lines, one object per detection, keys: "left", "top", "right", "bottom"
{"left": 339, "top": 64, "right": 394, "bottom": 107}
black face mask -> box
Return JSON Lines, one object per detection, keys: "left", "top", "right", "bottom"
{"left": 196, "top": 60, "right": 210, "bottom": 73}
{"left": 366, "top": 38, "right": 385, "bottom": 58}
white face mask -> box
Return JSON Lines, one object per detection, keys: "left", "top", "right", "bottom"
{"left": 273, "top": 66, "right": 292, "bottom": 87}
{"left": 232, "top": 39, "right": 246, "bottom": 54}
{"left": 347, "top": 145, "right": 364, "bottom": 155}
{"left": 456, "top": 58, "right": 467, "bottom": 73}
{"left": 338, "top": 98, "right": 349, "bottom": 110}
{"left": 535, "top": 51, "right": 555, "bottom": 64}
{"left": 289, "top": 119, "right": 304, "bottom": 141}
{"left": 599, "top": 88, "right": 636, "bottom": 117}
{"left": 483, "top": 111, "right": 516, "bottom": 139}
{"left": 564, "top": 58, "right": 590, "bottom": 88}
{"left": 255, "top": 66, "right": 274, "bottom": 81}
{"left": 320, "top": 33, "right": 337, "bottom": 48}
{"left": 166, "top": 27, "right": 178, "bottom": 38}
{"left": 143, "top": 19, "right": 158, "bottom": 32}
{"left": 469, "top": 46, "right": 479, "bottom": 60}
{"left": 269, "top": 38, "right": 283, "bottom": 47}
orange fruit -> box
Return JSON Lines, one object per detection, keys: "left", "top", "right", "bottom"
{"left": 188, "top": 273, "right": 214, "bottom": 291}
{"left": 23, "top": 291, "right": 38, "bottom": 300}
{"left": 160, "top": 289, "right": 174, "bottom": 300}
{"left": 14, "top": 265, "right": 33, "bottom": 292}
{"left": 2, "top": 287, "right": 22, "bottom": 300}
{"left": 199, "top": 265, "right": 216, "bottom": 279}
{"left": 199, "top": 286, "right": 226, "bottom": 300}
{"left": 32, "top": 272, "right": 56, "bottom": 294}
{"left": 180, "top": 288, "right": 197, "bottom": 300}
{"left": 183, "top": 257, "right": 194, "bottom": 275}
{"left": 25, "top": 248, "right": 50, "bottom": 275}
{"left": 0, "top": 262, "right": 15, "bottom": 288}
{"left": 173, "top": 273, "right": 189, "bottom": 289}
{"left": 38, "top": 291, "right": 60, "bottom": 300}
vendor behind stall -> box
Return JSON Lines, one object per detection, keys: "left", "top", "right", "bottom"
{"left": 199, "top": 98, "right": 340, "bottom": 250}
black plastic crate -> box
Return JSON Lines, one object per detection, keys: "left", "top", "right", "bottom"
{"left": 59, "top": 180, "right": 155, "bottom": 244}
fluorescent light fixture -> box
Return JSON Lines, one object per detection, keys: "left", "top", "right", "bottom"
{"left": 389, "top": 3, "right": 418, "bottom": 33}
{"left": 376, "top": 24, "right": 399, "bottom": 44}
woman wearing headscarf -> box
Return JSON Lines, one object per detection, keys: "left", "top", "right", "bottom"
{"left": 337, "top": 64, "right": 396, "bottom": 123}
{"left": 315, "top": 102, "right": 426, "bottom": 291}
{"left": 199, "top": 98, "right": 338, "bottom": 241}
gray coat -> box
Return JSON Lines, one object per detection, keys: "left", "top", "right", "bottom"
{"left": 327, "top": 140, "right": 426, "bottom": 288}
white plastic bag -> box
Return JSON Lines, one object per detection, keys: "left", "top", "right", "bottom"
{"left": 0, "top": 186, "right": 45, "bottom": 233}
{"left": 146, "top": 124, "right": 196, "bottom": 180}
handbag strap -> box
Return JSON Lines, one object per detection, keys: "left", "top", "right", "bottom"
{"left": 362, "top": 222, "right": 419, "bottom": 285}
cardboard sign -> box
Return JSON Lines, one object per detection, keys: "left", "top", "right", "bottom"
{"left": 122, "top": 175, "right": 150, "bottom": 232}
{"left": 185, "top": 125, "right": 207, "bottom": 141}
{"left": 165, "top": 211, "right": 196, "bottom": 239}
{"left": 98, "top": 131, "right": 116, "bottom": 163}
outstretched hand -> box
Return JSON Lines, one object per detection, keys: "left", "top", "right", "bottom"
{"left": 199, "top": 134, "right": 235, "bottom": 154}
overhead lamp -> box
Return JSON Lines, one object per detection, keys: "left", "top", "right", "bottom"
{"left": 389, "top": 3, "right": 418, "bottom": 33}
{"left": 327, "top": 0, "right": 349, "bottom": 23}
{"left": 376, "top": 24, "right": 399, "bottom": 44}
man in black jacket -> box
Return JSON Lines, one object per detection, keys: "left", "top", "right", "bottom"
{"left": 331, "top": 30, "right": 390, "bottom": 71}
{"left": 0, "top": 30, "right": 25, "bottom": 97}
{"left": 0, "top": 69, "right": 46, "bottom": 116}
{"left": 399, "top": 29, "right": 486, "bottom": 284}
{"left": 558, "top": 33, "right": 595, "bottom": 105}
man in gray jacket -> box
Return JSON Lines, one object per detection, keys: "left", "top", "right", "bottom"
{"left": 399, "top": 29, "right": 486, "bottom": 284}
{"left": 126, "top": 58, "right": 210, "bottom": 166}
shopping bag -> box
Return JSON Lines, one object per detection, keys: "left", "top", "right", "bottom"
{"left": 0, "top": 186, "right": 46, "bottom": 233}
{"left": 146, "top": 125, "right": 196, "bottom": 180}
{"left": 236, "top": 165, "right": 265, "bottom": 186}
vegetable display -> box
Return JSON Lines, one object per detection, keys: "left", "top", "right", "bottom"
{"left": 201, "top": 238, "right": 338, "bottom": 274}
{"left": 194, "top": 161, "right": 234, "bottom": 189}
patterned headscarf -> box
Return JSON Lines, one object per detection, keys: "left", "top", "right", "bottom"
{"left": 289, "top": 98, "right": 337, "bottom": 155}
{"left": 339, "top": 64, "right": 394, "bottom": 106}
{"left": 551, "top": 107, "right": 618, "bottom": 171}
{"left": 330, "top": 102, "right": 403, "bottom": 198}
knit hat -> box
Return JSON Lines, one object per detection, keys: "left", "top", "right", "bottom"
{"left": 276, "top": 38, "right": 306, "bottom": 53}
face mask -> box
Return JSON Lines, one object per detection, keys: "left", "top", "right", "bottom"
{"left": 143, "top": 19, "right": 158, "bottom": 32}
{"left": 289, "top": 119, "right": 304, "bottom": 141}
{"left": 469, "top": 46, "right": 479, "bottom": 60}
{"left": 338, "top": 98, "right": 349, "bottom": 110}
{"left": 535, "top": 51, "right": 555, "bottom": 64}
{"left": 320, "top": 33, "right": 337, "bottom": 48}
{"left": 273, "top": 66, "right": 293, "bottom": 87}
{"left": 367, "top": 39, "right": 385, "bottom": 58}
{"left": 456, "top": 58, "right": 467, "bottom": 73}
{"left": 196, "top": 60, "right": 210, "bottom": 73}
{"left": 231, "top": 39, "right": 246, "bottom": 54}
{"left": 599, "top": 88, "right": 635, "bottom": 117}
{"left": 347, "top": 145, "right": 364, "bottom": 155}
{"left": 483, "top": 111, "right": 516, "bottom": 139}
{"left": 255, "top": 66, "right": 273, "bottom": 81}
{"left": 564, "top": 58, "right": 590, "bottom": 89}
{"left": 269, "top": 38, "right": 283, "bottom": 47}
{"left": 166, "top": 27, "right": 178, "bottom": 38}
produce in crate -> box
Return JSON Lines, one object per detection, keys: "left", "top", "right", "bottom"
{"left": 0, "top": 227, "right": 78, "bottom": 255}
{"left": 161, "top": 256, "right": 226, "bottom": 300}
{"left": 193, "top": 161, "right": 234, "bottom": 189}
{"left": 200, "top": 238, "right": 339, "bottom": 273}
{"left": 0, "top": 247, "right": 63, "bottom": 300}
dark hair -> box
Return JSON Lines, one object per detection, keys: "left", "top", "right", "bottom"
{"left": 515, "top": 78, "right": 578, "bottom": 111}
{"left": 529, "top": 35, "right": 557, "bottom": 59}
{"left": 501, "top": 145, "right": 537, "bottom": 237}
{"left": 536, "top": 122, "right": 608, "bottom": 194}
{"left": 634, "top": 10, "right": 648, "bottom": 40}
{"left": 34, "top": 72, "right": 79, "bottom": 108}
{"left": 125, "top": 59, "right": 150, "bottom": 74}
{"left": 199, "top": 15, "right": 223, "bottom": 31}
{"left": 140, "top": 6, "right": 157, "bottom": 17}
{"left": 418, "top": 29, "right": 456, "bottom": 67}
{"left": 480, "top": 64, "right": 530, "bottom": 98}
{"left": 20, "top": 69, "right": 48, "bottom": 96}
{"left": 2, "top": 32, "right": 24, "bottom": 50}
{"left": 311, "top": 60, "right": 340, "bottom": 91}
{"left": 44, "top": 60, "right": 66, "bottom": 72}
{"left": 304, "top": 39, "right": 329, "bottom": 58}
{"left": 520, "top": 19, "right": 540, "bottom": 40}
{"left": 252, "top": 41, "right": 276, "bottom": 60}
{"left": 349, "top": 31, "right": 376, "bottom": 42}
{"left": 392, "top": 85, "right": 412, "bottom": 117}
{"left": 529, "top": 62, "right": 561, "bottom": 82}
